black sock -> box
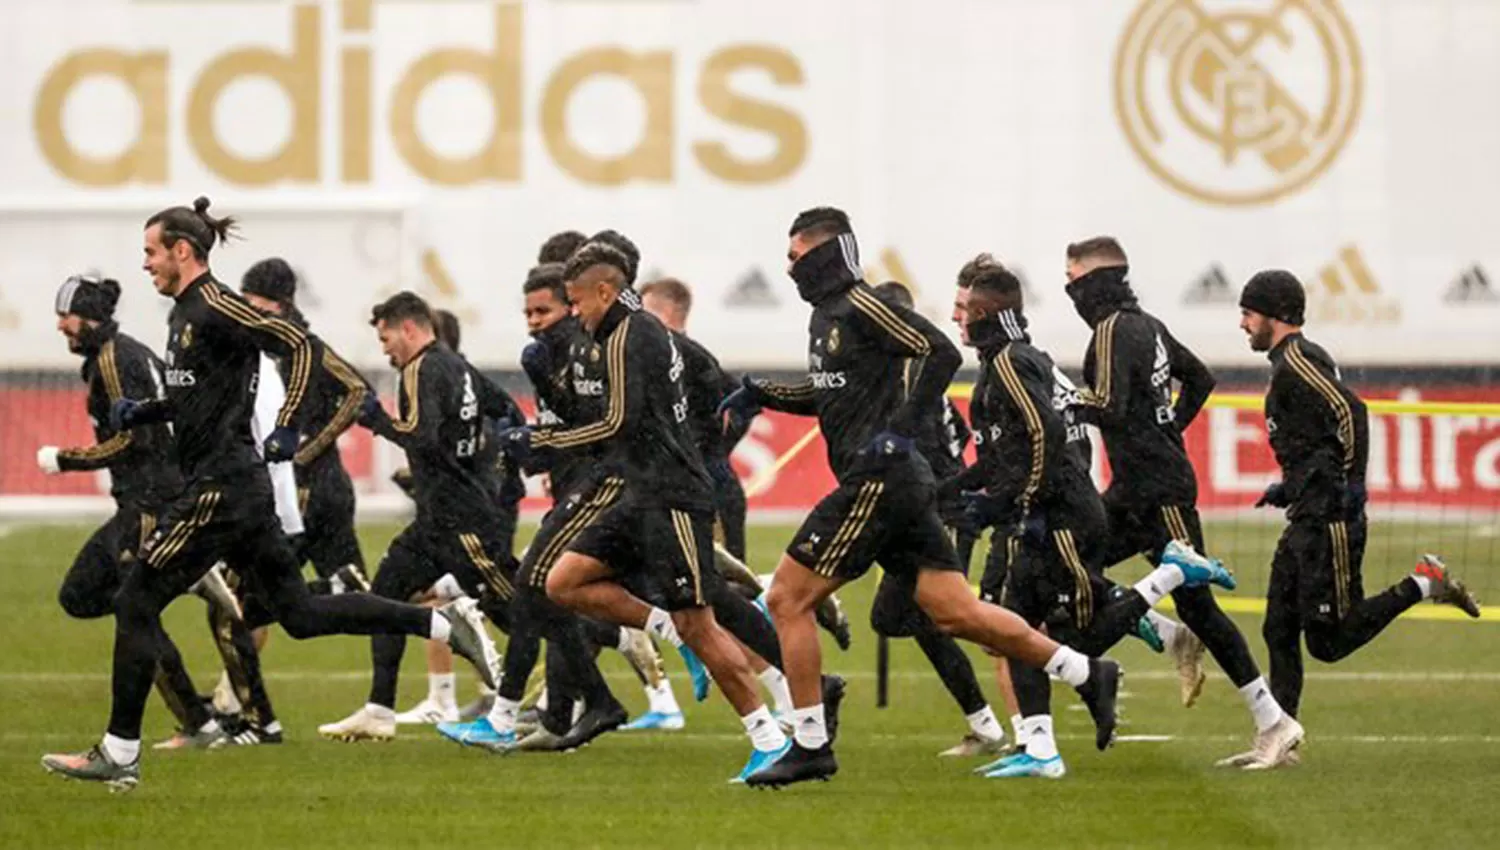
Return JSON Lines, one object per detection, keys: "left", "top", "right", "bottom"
{"left": 915, "top": 631, "right": 987, "bottom": 716}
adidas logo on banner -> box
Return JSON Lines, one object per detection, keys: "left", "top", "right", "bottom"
{"left": 1307, "top": 245, "right": 1400, "bottom": 324}
{"left": 1444, "top": 264, "right": 1496, "bottom": 303}
{"left": 1183, "top": 263, "right": 1235, "bottom": 304}
{"left": 724, "top": 267, "right": 780, "bottom": 308}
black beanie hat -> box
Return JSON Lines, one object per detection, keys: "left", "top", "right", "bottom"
{"left": 242, "top": 257, "right": 298, "bottom": 305}
{"left": 54, "top": 274, "right": 121, "bottom": 322}
{"left": 1239, "top": 269, "right": 1305, "bottom": 326}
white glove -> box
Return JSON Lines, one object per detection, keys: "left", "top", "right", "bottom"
{"left": 36, "top": 446, "right": 61, "bottom": 475}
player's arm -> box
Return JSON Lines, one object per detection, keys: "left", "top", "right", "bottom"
{"left": 368, "top": 356, "right": 449, "bottom": 451}
{"left": 1275, "top": 344, "right": 1357, "bottom": 497}
{"left": 744, "top": 377, "right": 818, "bottom": 416}
{"left": 522, "top": 350, "right": 575, "bottom": 424}
{"left": 533, "top": 317, "right": 643, "bottom": 451}
{"left": 988, "top": 350, "right": 1063, "bottom": 518}
{"left": 202, "top": 283, "right": 313, "bottom": 429}
{"left": 295, "top": 345, "right": 371, "bottom": 467}
{"left": 846, "top": 285, "right": 961, "bottom": 437}
{"left": 468, "top": 362, "right": 523, "bottom": 427}
{"left": 1072, "top": 314, "right": 1139, "bottom": 427}
{"left": 1166, "top": 330, "right": 1216, "bottom": 430}
{"left": 57, "top": 345, "right": 140, "bottom": 471}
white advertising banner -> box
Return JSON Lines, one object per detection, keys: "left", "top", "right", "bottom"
{"left": 0, "top": 0, "right": 1496, "bottom": 369}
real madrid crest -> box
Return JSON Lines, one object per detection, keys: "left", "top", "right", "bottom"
{"left": 827, "top": 325, "right": 841, "bottom": 354}
{"left": 589, "top": 345, "right": 601, "bottom": 363}
{"left": 1114, "top": 0, "right": 1362, "bottom": 206}
{"left": 179, "top": 323, "right": 193, "bottom": 349}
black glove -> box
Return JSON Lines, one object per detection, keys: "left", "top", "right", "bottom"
{"left": 717, "top": 376, "right": 762, "bottom": 435}
{"left": 961, "top": 491, "right": 1005, "bottom": 530}
{"left": 110, "top": 398, "right": 145, "bottom": 432}
{"left": 496, "top": 425, "right": 534, "bottom": 464}
{"left": 1255, "top": 482, "right": 1289, "bottom": 509}
{"left": 357, "top": 391, "right": 386, "bottom": 428}
{"left": 520, "top": 340, "right": 549, "bottom": 378}
{"left": 261, "top": 426, "right": 300, "bottom": 463}
{"left": 866, "top": 431, "right": 914, "bottom": 459}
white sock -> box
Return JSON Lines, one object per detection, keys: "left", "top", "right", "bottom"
{"left": 1146, "top": 610, "right": 1181, "bottom": 645}
{"left": 101, "top": 734, "right": 140, "bottom": 766}
{"left": 432, "top": 573, "right": 466, "bottom": 603}
{"left": 1134, "top": 563, "right": 1187, "bottom": 606}
{"left": 264, "top": 720, "right": 283, "bottom": 735}
{"left": 742, "top": 706, "right": 788, "bottom": 752}
{"left": 758, "top": 668, "right": 795, "bottom": 715}
{"left": 1043, "top": 646, "right": 1091, "bottom": 687}
{"left": 429, "top": 672, "right": 457, "bottom": 707}
{"left": 536, "top": 688, "right": 549, "bottom": 711}
{"left": 572, "top": 700, "right": 585, "bottom": 724}
{"left": 486, "top": 696, "right": 521, "bottom": 732}
{"left": 644, "top": 607, "right": 683, "bottom": 649}
{"left": 429, "top": 611, "right": 452, "bottom": 642}
{"left": 792, "top": 703, "right": 828, "bottom": 749}
{"left": 1010, "top": 713, "right": 1026, "bottom": 745}
{"left": 966, "top": 706, "right": 1004, "bottom": 742}
{"left": 1022, "top": 715, "right": 1058, "bottom": 760}
{"left": 646, "top": 680, "right": 681, "bottom": 715}
{"left": 197, "top": 718, "right": 220, "bottom": 735}
{"left": 1411, "top": 574, "right": 1433, "bottom": 599}
{"left": 616, "top": 628, "right": 636, "bottom": 653}
{"left": 364, "top": 702, "right": 395, "bottom": 721}
{"left": 1239, "top": 677, "right": 1286, "bottom": 732}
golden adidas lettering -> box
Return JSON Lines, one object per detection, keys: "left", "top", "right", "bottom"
{"left": 32, "top": 0, "right": 807, "bottom": 187}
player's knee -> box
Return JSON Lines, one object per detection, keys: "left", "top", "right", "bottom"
{"left": 868, "top": 595, "right": 914, "bottom": 639}
{"left": 1303, "top": 626, "right": 1349, "bottom": 663}
{"left": 58, "top": 585, "right": 108, "bottom": 620}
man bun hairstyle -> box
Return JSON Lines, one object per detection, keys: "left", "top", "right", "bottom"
{"left": 369, "top": 290, "right": 435, "bottom": 329}
{"left": 146, "top": 195, "right": 239, "bottom": 261}
{"left": 564, "top": 242, "right": 632, "bottom": 288}
{"left": 959, "top": 254, "right": 1023, "bottom": 304}
{"left": 538, "top": 230, "right": 588, "bottom": 265}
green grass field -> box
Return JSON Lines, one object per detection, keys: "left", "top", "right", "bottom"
{"left": 1, "top": 520, "right": 1496, "bottom": 849}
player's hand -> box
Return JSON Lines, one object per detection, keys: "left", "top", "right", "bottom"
{"left": 717, "top": 377, "right": 762, "bottom": 434}
{"left": 1255, "top": 482, "right": 1289, "bottom": 509}
{"left": 520, "top": 340, "right": 549, "bottom": 376}
{"left": 109, "top": 398, "right": 144, "bottom": 431}
{"left": 867, "top": 431, "right": 914, "bottom": 458}
{"left": 261, "top": 426, "right": 300, "bottom": 463}
{"left": 357, "top": 391, "right": 385, "bottom": 428}
{"left": 496, "top": 425, "right": 534, "bottom": 463}
{"left": 1018, "top": 512, "right": 1048, "bottom": 547}
{"left": 961, "top": 491, "right": 1003, "bottom": 529}
{"left": 35, "top": 446, "right": 61, "bottom": 475}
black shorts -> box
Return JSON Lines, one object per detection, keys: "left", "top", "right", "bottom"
{"left": 566, "top": 496, "right": 717, "bottom": 612}
{"left": 138, "top": 469, "right": 308, "bottom": 610}
{"left": 1101, "top": 488, "right": 1206, "bottom": 567}
{"left": 518, "top": 476, "right": 625, "bottom": 591}
{"left": 373, "top": 518, "right": 518, "bottom": 611}
{"left": 786, "top": 458, "right": 961, "bottom": 582}
{"left": 1268, "top": 516, "right": 1367, "bottom": 626}
{"left": 295, "top": 454, "right": 363, "bottom": 578}
{"left": 58, "top": 507, "right": 159, "bottom": 619}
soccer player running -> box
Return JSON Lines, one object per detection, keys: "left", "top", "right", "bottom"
{"left": 864, "top": 280, "right": 1010, "bottom": 758}
{"left": 37, "top": 274, "right": 227, "bottom": 748}
{"left": 1063, "top": 236, "right": 1303, "bottom": 767}
{"left": 41, "top": 198, "right": 495, "bottom": 791}
{"left": 1236, "top": 270, "right": 1480, "bottom": 767}
{"left": 950, "top": 257, "right": 1232, "bottom": 779}
{"left": 501, "top": 243, "right": 792, "bottom": 782}
{"left": 321, "top": 292, "right": 518, "bottom": 742}
{"left": 727, "top": 208, "right": 1119, "bottom": 788}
